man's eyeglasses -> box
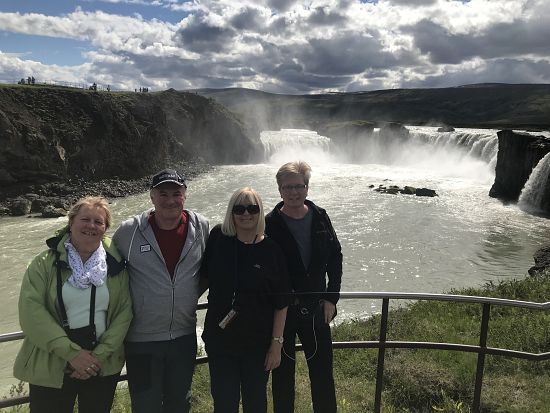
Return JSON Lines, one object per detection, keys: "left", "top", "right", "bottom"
{"left": 281, "top": 184, "right": 307, "bottom": 192}
{"left": 232, "top": 204, "right": 260, "bottom": 215}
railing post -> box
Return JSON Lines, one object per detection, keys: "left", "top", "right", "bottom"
{"left": 473, "top": 302, "right": 490, "bottom": 412}
{"left": 374, "top": 298, "right": 389, "bottom": 413}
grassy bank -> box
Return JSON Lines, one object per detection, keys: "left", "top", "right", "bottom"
{"left": 3, "top": 272, "right": 550, "bottom": 412}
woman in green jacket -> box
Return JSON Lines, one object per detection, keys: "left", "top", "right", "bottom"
{"left": 13, "top": 196, "right": 133, "bottom": 413}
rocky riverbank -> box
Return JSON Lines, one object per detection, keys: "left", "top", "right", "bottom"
{"left": 0, "top": 159, "right": 211, "bottom": 217}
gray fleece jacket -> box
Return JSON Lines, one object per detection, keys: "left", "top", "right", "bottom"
{"left": 113, "top": 208, "right": 209, "bottom": 342}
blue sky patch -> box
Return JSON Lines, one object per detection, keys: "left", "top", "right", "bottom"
{"left": 0, "top": 32, "right": 91, "bottom": 66}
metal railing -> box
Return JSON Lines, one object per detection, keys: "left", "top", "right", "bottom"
{"left": 1, "top": 293, "right": 549, "bottom": 412}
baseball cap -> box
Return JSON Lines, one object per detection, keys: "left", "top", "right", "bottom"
{"left": 150, "top": 168, "right": 187, "bottom": 188}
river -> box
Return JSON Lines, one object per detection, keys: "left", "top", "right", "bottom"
{"left": 1, "top": 126, "right": 549, "bottom": 390}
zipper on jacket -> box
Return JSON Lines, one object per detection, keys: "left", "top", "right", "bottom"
{"left": 168, "top": 284, "right": 175, "bottom": 339}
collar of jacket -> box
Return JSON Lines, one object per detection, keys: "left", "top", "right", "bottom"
{"left": 272, "top": 199, "right": 324, "bottom": 218}
{"left": 45, "top": 225, "right": 126, "bottom": 276}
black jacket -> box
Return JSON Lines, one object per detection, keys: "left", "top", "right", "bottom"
{"left": 265, "top": 199, "right": 342, "bottom": 305}
{"left": 201, "top": 225, "right": 290, "bottom": 355}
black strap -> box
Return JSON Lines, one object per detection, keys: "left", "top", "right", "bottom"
{"left": 231, "top": 234, "right": 258, "bottom": 307}
{"left": 232, "top": 238, "right": 239, "bottom": 307}
{"left": 55, "top": 252, "right": 96, "bottom": 330}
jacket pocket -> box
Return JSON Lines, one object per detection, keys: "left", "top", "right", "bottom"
{"left": 172, "top": 288, "right": 199, "bottom": 329}
{"left": 22, "top": 344, "right": 36, "bottom": 367}
{"left": 132, "top": 294, "right": 172, "bottom": 333}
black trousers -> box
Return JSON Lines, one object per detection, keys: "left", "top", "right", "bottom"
{"left": 125, "top": 334, "right": 197, "bottom": 413}
{"left": 272, "top": 307, "right": 337, "bottom": 413}
{"left": 208, "top": 351, "right": 270, "bottom": 413}
{"left": 29, "top": 373, "right": 120, "bottom": 413}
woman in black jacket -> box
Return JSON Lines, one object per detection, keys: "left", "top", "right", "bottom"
{"left": 201, "top": 187, "right": 290, "bottom": 413}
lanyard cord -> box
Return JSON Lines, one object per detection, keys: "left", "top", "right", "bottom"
{"left": 55, "top": 252, "right": 96, "bottom": 330}
{"left": 232, "top": 238, "right": 238, "bottom": 307}
{"left": 231, "top": 234, "right": 257, "bottom": 307}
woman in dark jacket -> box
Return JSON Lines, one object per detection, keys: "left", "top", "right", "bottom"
{"left": 201, "top": 187, "right": 290, "bottom": 413}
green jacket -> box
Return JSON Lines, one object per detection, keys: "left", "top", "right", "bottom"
{"left": 13, "top": 227, "right": 133, "bottom": 388}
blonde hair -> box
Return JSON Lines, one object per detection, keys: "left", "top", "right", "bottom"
{"left": 275, "top": 161, "right": 312, "bottom": 187}
{"left": 68, "top": 196, "right": 112, "bottom": 229}
{"left": 221, "top": 187, "right": 265, "bottom": 236}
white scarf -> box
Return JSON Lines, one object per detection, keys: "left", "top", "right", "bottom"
{"left": 64, "top": 239, "right": 108, "bottom": 289}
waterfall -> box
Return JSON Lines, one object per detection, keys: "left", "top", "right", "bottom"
{"left": 407, "top": 128, "right": 499, "bottom": 168}
{"left": 260, "top": 129, "right": 332, "bottom": 164}
{"left": 518, "top": 152, "right": 550, "bottom": 213}
{"left": 259, "top": 127, "right": 497, "bottom": 181}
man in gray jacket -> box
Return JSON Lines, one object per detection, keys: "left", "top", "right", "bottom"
{"left": 113, "top": 168, "right": 209, "bottom": 413}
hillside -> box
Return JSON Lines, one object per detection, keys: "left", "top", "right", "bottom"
{"left": 194, "top": 83, "right": 550, "bottom": 131}
{"left": 0, "top": 85, "right": 262, "bottom": 199}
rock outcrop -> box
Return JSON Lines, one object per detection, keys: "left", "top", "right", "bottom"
{"left": 315, "top": 121, "right": 375, "bottom": 162}
{"left": 489, "top": 130, "right": 550, "bottom": 202}
{"left": 373, "top": 184, "right": 438, "bottom": 197}
{"left": 528, "top": 245, "right": 550, "bottom": 275}
{"left": 0, "top": 86, "right": 262, "bottom": 199}
{"left": 379, "top": 122, "right": 410, "bottom": 141}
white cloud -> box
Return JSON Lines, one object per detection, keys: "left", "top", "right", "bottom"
{"left": 0, "top": 0, "right": 549, "bottom": 92}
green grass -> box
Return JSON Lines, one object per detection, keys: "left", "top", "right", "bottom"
{"left": 3, "top": 272, "right": 550, "bottom": 412}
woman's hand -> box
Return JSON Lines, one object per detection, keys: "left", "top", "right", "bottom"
{"left": 68, "top": 350, "right": 102, "bottom": 380}
{"left": 264, "top": 341, "right": 283, "bottom": 371}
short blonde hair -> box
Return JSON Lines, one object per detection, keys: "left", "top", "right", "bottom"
{"left": 221, "top": 187, "right": 265, "bottom": 237}
{"left": 276, "top": 161, "right": 312, "bottom": 187}
{"left": 68, "top": 196, "right": 112, "bottom": 229}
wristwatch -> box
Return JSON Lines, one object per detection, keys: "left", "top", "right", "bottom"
{"left": 273, "top": 336, "right": 284, "bottom": 344}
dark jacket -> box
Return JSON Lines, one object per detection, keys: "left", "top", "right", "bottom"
{"left": 265, "top": 199, "right": 342, "bottom": 305}
{"left": 201, "top": 225, "right": 290, "bottom": 355}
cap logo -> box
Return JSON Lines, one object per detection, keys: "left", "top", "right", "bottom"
{"left": 151, "top": 168, "right": 186, "bottom": 188}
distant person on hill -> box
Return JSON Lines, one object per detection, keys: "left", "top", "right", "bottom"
{"left": 266, "top": 161, "right": 343, "bottom": 413}
{"left": 14, "top": 196, "right": 133, "bottom": 413}
{"left": 201, "top": 187, "right": 290, "bottom": 412}
{"left": 113, "top": 168, "right": 209, "bottom": 413}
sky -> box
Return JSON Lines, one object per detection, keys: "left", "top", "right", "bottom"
{"left": 0, "top": 0, "right": 549, "bottom": 94}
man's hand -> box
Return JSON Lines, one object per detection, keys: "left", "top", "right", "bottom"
{"left": 322, "top": 300, "right": 336, "bottom": 324}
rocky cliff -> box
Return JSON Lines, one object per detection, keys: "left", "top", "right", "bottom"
{"left": 489, "top": 130, "right": 550, "bottom": 202}
{"left": 0, "top": 86, "right": 262, "bottom": 199}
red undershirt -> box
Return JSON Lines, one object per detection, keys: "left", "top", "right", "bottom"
{"left": 149, "top": 211, "right": 189, "bottom": 279}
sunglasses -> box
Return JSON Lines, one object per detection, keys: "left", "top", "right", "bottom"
{"left": 232, "top": 204, "right": 260, "bottom": 215}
